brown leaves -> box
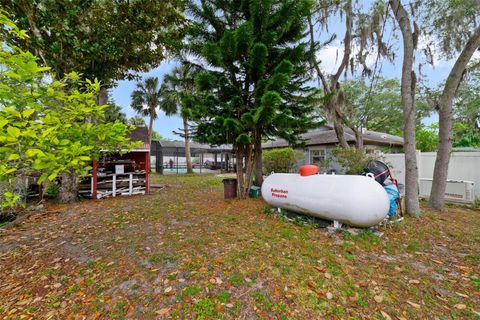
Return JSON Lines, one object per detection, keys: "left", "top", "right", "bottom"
{"left": 1, "top": 174, "right": 479, "bottom": 319}
{"left": 306, "top": 279, "right": 325, "bottom": 299}
{"left": 163, "top": 286, "right": 175, "bottom": 296}
{"left": 156, "top": 307, "right": 170, "bottom": 316}
{"left": 380, "top": 311, "right": 392, "bottom": 320}
{"left": 307, "top": 279, "right": 316, "bottom": 289}
{"left": 314, "top": 265, "right": 327, "bottom": 273}
{"left": 406, "top": 300, "right": 421, "bottom": 309}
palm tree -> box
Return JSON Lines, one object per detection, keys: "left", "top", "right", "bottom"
{"left": 128, "top": 115, "right": 146, "bottom": 127}
{"left": 130, "top": 77, "right": 175, "bottom": 146}
{"left": 160, "top": 64, "right": 198, "bottom": 174}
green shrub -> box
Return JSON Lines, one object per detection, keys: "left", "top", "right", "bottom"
{"left": 263, "top": 147, "right": 298, "bottom": 174}
{"left": 45, "top": 184, "right": 60, "bottom": 199}
{"left": 330, "top": 147, "right": 373, "bottom": 174}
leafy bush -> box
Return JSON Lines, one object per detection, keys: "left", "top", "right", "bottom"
{"left": 330, "top": 147, "right": 373, "bottom": 174}
{"left": 416, "top": 124, "right": 439, "bottom": 151}
{"left": 263, "top": 147, "right": 298, "bottom": 174}
{"left": 45, "top": 184, "right": 60, "bottom": 199}
{"left": 0, "top": 12, "right": 135, "bottom": 208}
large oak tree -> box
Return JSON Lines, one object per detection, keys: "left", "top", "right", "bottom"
{"left": 2, "top": 0, "right": 185, "bottom": 103}
{"left": 424, "top": 0, "right": 480, "bottom": 210}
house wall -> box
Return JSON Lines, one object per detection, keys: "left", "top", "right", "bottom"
{"left": 383, "top": 151, "right": 480, "bottom": 200}
{"left": 295, "top": 144, "right": 403, "bottom": 173}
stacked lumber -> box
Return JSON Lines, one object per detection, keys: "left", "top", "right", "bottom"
{"left": 79, "top": 171, "right": 147, "bottom": 199}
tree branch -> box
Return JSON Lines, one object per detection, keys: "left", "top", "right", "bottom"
{"left": 331, "top": 0, "right": 353, "bottom": 86}
{"left": 439, "top": 25, "right": 480, "bottom": 109}
{"left": 307, "top": 14, "right": 329, "bottom": 92}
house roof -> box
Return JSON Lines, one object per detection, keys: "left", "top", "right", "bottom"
{"left": 262, "top": 125, "right": 403, "bottom": 149}
{"left": 128, "top": 127, "right": 150, "bottom": 151}
{"left": 158, "top": 140, "right": 232, "bottom": 151}
{"left": 152, "top": 140, "right": 233, "bottom": 156}
{"left": 128, "top": 127, "right": 148, "bottom": 144}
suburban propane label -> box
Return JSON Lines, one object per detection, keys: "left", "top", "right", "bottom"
{"left": 271, "top": 188, "right": 288, "bottom": 198}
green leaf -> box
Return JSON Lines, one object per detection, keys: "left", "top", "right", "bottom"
{"left": 26, "top": 149, "right": 45, "bottom": 158}
{"left": 37, "top": 172, "right": 49, "bottom": 185}
{"left": 4, "top": 107, "right": 21, "bottom": 118}
{"left": 7, "top": 126, "right": 20, "bottom": 138}
{"left": 48, "top": 171, "right": 58, "bottom": 181}
{"left": 7, "top": 154, "right": 20, "bottom": 161}
{"left": 22, "top": 109, "right": 36, "bottom": 117}
{"left": 59, "top": 139, "right": 70, "bottom": 146}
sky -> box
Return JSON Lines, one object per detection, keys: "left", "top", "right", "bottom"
{"left": 110, "top": 9, "right": 479, "bottom": 140}
{"left": 111, "top": 61, "right": 180, "bottom": 140}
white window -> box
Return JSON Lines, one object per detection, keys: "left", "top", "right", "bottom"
{"left": 310, "top": 149, "right": 326, "bottom": 168}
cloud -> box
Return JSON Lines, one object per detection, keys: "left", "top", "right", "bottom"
{"left": 416, "top": 34, "right": 455, "bottom": 69}
{"left": 473, "top": 50, "right": 480, "bottom": 60}
{"left": 316, "top": 42, "right": 342, "bottom": 75}
{"left": 315, "top": 40, "right": 378, "bottom": 77}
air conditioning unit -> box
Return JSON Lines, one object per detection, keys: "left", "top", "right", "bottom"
{"left": 419, "top": 178, "right": 475, "bottom": 203}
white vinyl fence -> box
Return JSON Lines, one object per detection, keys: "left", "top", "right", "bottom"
{"left": 384, "top": 151, "right": 480, "bottom": 202}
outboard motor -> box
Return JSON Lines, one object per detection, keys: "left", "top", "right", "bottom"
{"left": 362, "top": 160, "right": 390, "bottom": 185}
{"left": 362, "top": 160, "right": 403, "bottom": 218}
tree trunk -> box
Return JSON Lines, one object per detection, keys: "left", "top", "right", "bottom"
{"left": 244, "top": 144, "right": 255, "bottom": 198}
{"left": 183, "top": 116, "right": 193, "bottom": 174}
{"left": 307, "top": 2, "right": 353, "bottom": 148}
{"left": 253, "top": 130, "right": 263, "bottom": 186}
{"left": 352, "top": 127, "right": 364, "bottom": 149}
{"left": 98, "top": 87, "right": 108, "bottom": 106}
{"left": 147, "top": 107, "right": 154, "bottom": 147}
{"left": 58, "top": 171, "right": 79, "bottom": 204}
{"left": 429, "top": 26, "right": 480, "bottom": 210}
{"left": 333, "top": 118, "right": 349, "bottom": 148}
{"left": 235, "top": 147, "right": 245, "bottom": 198}
{"left": 390, "top": 0, "right": 421, "bottom": 217}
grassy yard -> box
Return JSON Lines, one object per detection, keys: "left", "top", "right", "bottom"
{"left": 0, "top": 174, "right": 479, "bottom": 319}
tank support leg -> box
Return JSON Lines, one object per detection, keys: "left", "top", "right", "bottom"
{"left": 333, "top": 220, "right": 342, "bottom": 229}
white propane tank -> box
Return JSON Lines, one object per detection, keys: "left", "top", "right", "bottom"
{"left": 261, "top": 173, "right": 390, "bottom": 227}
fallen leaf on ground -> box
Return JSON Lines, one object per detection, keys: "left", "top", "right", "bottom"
{"left": 407, "top": 301, "right": 421, "bottom": 308}
{"left": 314, "top": 266, "right": 326, "bottom": 272}
{"left": 380, "top": 311, "right": 392, "bottom": 320}
{"left": 156, "top": 308, "right": 170, "bottom": 315}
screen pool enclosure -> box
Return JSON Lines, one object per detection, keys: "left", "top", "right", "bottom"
{"left": 151, "top": 140, "right": 234, "bottom": 174}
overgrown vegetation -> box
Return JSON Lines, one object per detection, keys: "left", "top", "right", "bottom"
{"left": 262, "top": 148, "right": 300, "bottom": 174}
{"left": 330, "top": 147, "right": 373, "bottom": 174}
{"left": 0, "top": 13, "right": 134, "bottom": 208}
